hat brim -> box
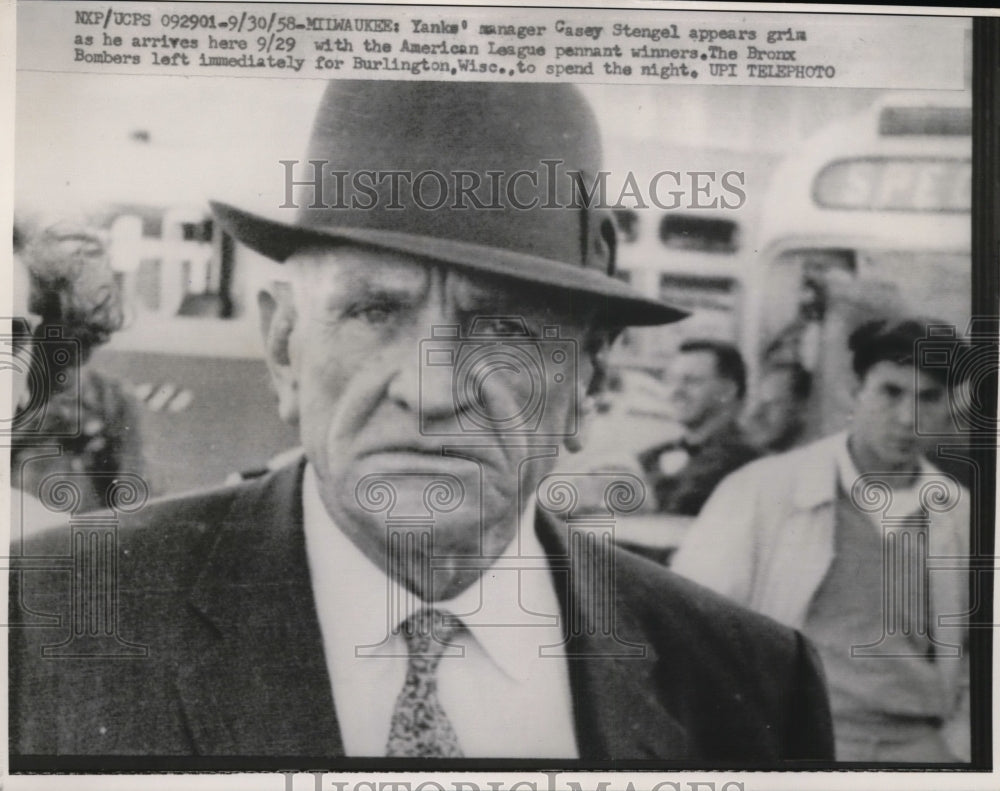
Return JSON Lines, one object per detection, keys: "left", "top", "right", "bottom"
{"left": 211, "top": 201, "right": 689, "bottom": 328}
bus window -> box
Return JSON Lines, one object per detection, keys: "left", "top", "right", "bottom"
{"left": 659, "top": 273, "right": 742, "bottom": 345}
{"left": 659, "top": 215, "right": 740, "bottom": 254}
{"left": 878, "top": 105, "right": 971, "bottom": 136}
{"left": 613, "top": 208, "right": 640, "bottom": 244}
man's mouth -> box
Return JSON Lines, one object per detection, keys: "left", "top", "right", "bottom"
{"left": 366, "top": 444, "right": 454, "bottom": 457}
{"left": 361, "top": 445, "right": 499, "bottom": 470}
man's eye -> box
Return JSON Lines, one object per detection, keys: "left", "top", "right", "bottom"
{"left": 488, "top": 319, "right": 516, "bottom": 333}
{"left": 347, "top": 302, "right": 398, "bottom": 324}
{"left": 476, "top": 317, "right": 526, "bottom": 335}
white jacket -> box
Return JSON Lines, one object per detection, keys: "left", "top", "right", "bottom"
{"left": 672, "top": 432, "right": 971, "bottom": 759}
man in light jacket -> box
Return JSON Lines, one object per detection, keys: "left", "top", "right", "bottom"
{"left": 672, "top": 317, "right": 971, "bottom": 762}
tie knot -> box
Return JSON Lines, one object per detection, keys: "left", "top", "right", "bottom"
{"left": 398, "top": 607, "right": 462, "bottom": 659}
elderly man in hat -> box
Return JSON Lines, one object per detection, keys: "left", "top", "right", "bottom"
{"left": 10, "top": 81, "right": 833, "bottom": 764}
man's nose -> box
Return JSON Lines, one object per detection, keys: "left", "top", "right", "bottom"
{"left": 385, "top": 305, "right": 464, "bottom": 421}
{"left": 894, "top": 394, "right": 917, "bottom": 427}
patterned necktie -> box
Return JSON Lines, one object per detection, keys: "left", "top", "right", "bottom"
{"left": 385, "top": 607, "right": 464, "bottom": 757}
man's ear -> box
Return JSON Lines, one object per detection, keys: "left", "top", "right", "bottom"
{"left": 564, "top": 328, "right": 614, "bottom": 453}
{"left": 563, "top": 393, "right": 598, "bottom": 453}
{"left": 258, "top": 285, "right": 300, "bottom": 426}
{"left": 848, "top": 373, "right": 863, "bottom": 401}
{"left": 717, "top": 378, "right": 740, "bottom": 406}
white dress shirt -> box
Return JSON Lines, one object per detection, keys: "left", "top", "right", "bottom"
{"left": 301, "top": 464, "right": 579, "bottom": 758}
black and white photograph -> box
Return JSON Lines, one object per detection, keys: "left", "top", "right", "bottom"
{"left": 3, "top": 0, "right": 997, "bottom": 786}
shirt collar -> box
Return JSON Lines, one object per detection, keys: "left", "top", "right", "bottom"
{"left": 834, "top": 432, "right": 863, "bottom": 493}
{"left": 836, "top": 433, "right": 938, "bottom": 488}
{"left": 302, "top": 464, "right": 560, "bottom": 682}
{"left": 835, "top": 432, "right": 941, "bottom": 519}
{"left": 793, "top": 432, "right": 863, "bottom": 510}
{"left": 440, "top": 504, "right": 560, "bottom": 682}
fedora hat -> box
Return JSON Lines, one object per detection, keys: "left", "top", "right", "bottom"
{"left": 211, "top": 80, "right": 686, "bottom": 327}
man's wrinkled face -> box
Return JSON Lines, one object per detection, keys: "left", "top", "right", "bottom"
{"left": 266, "top": 246, "right": 593, "bottom": 599}
{"left": 851, "top": 361, "right": 949, "bottom": 470}
{"left": 667, "top": 351, "right": 736, "bottom": 430}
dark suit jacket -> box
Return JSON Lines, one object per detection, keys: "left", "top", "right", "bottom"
{"left": 10, "top": 460, "right": 833, "bottom": 767}
{"left": 638, "top": 423, "right": 760, "bottom": 516}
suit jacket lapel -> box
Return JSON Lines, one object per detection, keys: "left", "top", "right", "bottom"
{"left": 177, "top": 460, "right": 343, "bottom": 756}
{"left": 534, "top": 508, "right": 693, "bottom": 760}
{"left": 175, "top": 465, "right": 690, "bottom": 759}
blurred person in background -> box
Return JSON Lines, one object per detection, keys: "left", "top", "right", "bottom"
{"left": 8, "top": 223, "right": 48, "bottom": 525}
{"left": 743, "top": 362, "right": 813, "bottom": 454}
{"left": 764, "top": 251, "right": 857, "bottom": 374}
{"left": 672, "top": 318, "right": 970, "bottom": 762}
{"left": 10, "top": 218, "right": 143, "bottom": 518}
{"left": 637, "top": 339, "right": 759, "bottom": 516}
